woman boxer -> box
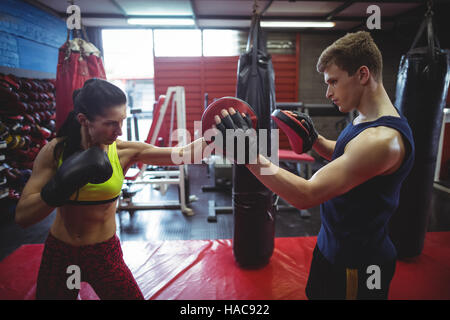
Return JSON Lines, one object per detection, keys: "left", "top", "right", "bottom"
{"left": 15, "top": 78, "right": 206, "bottom": 299}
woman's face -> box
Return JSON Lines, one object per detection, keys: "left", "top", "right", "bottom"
{"left": 82, "top": 104, "right": 127, "bottom": 145}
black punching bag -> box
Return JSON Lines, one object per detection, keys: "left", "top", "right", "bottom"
{"left": 233, "top": 14, "right": 277, "bottom": 269}
{"left": 389, "top": 10, "right": 450, "bottom": 258}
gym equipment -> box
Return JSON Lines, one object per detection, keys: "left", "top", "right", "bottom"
{"left": 202, "top": 96, "right": 257, "bottom": 164}
{"left": 271, "top": 109, "right": 318, "bottom": 154}
{"left": 389, "top": 4, "right": 450, "bottom": 259}
{"left": 200, "top": 95, "right": 234, "bottom": 212}
{"left": 55, "top": 23, "right": 106, "bottom": 130}
{"left": 117, "top": 86, "right": 197, "bottom": 217}
{"left": 146, "top": 95, "right": 172, "bottom": 147}
{"left": 233, "top": 14, "right": 277, "bottom": 269}
{"left": 201, "top": 96, "right": 257, "bottom": 137}
{"left": 0, "top": 73, "right": 56, "bottom": 203}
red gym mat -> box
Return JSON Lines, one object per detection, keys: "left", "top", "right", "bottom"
{"left": 0, "top": 232, "right": 449, "bottom": 300}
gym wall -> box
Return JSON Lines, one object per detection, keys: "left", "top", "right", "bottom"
{"left": 0, "top": 0, "right": 66, "bottom": 76}
{"left": 0, "top": 0, "right": 61, "bottom": 207}
{"left": 154, "top": 54, "right": 298, "bottom": 150}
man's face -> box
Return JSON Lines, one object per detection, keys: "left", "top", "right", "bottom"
{"left": 323, "top": 63, "right": 362, "bottom": 113}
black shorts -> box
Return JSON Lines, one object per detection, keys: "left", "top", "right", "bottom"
{"left": 305, "top": 245, "right": 396, "bottom": 300}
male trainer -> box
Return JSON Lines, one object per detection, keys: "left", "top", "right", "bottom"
{"left": 209, "top": 31, "right": 415, "bottom": 300}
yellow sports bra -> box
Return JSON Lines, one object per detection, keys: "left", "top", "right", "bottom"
{"left": 58, "top": 141, "right": 124, "bottom": 205}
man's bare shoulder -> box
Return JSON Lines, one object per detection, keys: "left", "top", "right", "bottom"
{"left": 355, "top": 126, "right": 402, "bottom": 146}
{"left": 346, "top": 126, "right": 405, "bottom": 174}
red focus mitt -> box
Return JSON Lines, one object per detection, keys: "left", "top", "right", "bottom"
{"left": 271, "top": 109, "right": 318, "bottom": 154}
{"left": 201, "top": 97, "right": 257, "bottom": 137}
{"left": 201, "top": 97, "right": 258, "bottom": 164}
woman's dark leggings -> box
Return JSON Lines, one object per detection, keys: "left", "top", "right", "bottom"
{"left": 36, "top": 233, "right": 144, "bottom": 300}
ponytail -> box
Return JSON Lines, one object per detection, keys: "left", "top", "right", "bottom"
{"left": 53, "top": 110, "right": 82, "bottom": 161}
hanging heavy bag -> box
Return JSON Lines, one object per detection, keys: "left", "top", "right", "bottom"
{"left": 233, "top": 14, "right": 277, "bottom": 269}
{"left": 389, "top": 7, "right": 450, "bottom": 259}
{"left": 55, "top": 27, "right": 106, "bottom": 131}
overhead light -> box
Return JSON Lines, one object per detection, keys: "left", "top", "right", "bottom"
{"left": 127, "top": 18, "right": 195, "bottom": 26}
{"left": 260, "top": 21, "right": 335, "bottom": 28}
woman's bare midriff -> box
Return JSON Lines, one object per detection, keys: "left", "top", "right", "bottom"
{"left": 50, "top": 200, "right": 118, "bottom": 246}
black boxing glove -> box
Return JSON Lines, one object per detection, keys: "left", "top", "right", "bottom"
{"left": 214, "top": 110, "right": 257, "bottom": 164}
{"left": 40, "top": 146, "right": 113, "bottom": 207}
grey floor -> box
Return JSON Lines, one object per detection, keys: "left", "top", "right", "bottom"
{"left": 1, "top": 160, "right": 450, "bottom": 261}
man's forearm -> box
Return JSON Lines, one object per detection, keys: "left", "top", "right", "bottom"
{"left": 246, "top": 155, "right": 313, "bottom": 210}
{"left": 313, "top": 135, "right": 336, "bottom": 161}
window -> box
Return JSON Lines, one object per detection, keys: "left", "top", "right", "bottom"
{"left": 153, "top": 29, "right": 202, "bottom": 57}
{"left": 202, "top": 29, "right": 242, "bottom": 56}
{"left": 102, "top": 29, "right": 155, "bottom": 142}
{"left": 102, "top": 29, "right": 154, "bottom": 79}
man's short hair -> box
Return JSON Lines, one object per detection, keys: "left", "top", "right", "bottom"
{"left": 317, "top": 31, "right": 383, "bottom": 82}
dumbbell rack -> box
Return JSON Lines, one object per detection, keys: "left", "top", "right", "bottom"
{"left": 0, "top": 73, "right": 56, "bottom": 207}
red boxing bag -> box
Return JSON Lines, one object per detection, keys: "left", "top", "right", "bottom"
{"left": 55, "top": 36, "right": 106, "bottom": 131}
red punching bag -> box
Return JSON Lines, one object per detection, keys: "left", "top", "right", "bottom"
{"left": 55, "top": 31, "right": 106, "bottom": 131}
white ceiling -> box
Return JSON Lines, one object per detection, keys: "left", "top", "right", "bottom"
{"left": 29, "top": 0, "right": 427, "bottom": 31}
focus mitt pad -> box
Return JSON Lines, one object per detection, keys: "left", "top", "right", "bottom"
{"left": 271, "top": 110, "right": 318, "bottom": 154}
{"left": 201, "top": 97, "right": 257, "bottom": 138}
{"left": 201, "top": 97, "right": 258, "bottom": 163}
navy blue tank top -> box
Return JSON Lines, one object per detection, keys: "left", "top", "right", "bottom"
{"left": 317, "top": 113, "right": 415, "bottom": 268}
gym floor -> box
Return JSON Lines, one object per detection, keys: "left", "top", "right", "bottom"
{"left": 1, "top": 161, "right": 450, "bottom": 261}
